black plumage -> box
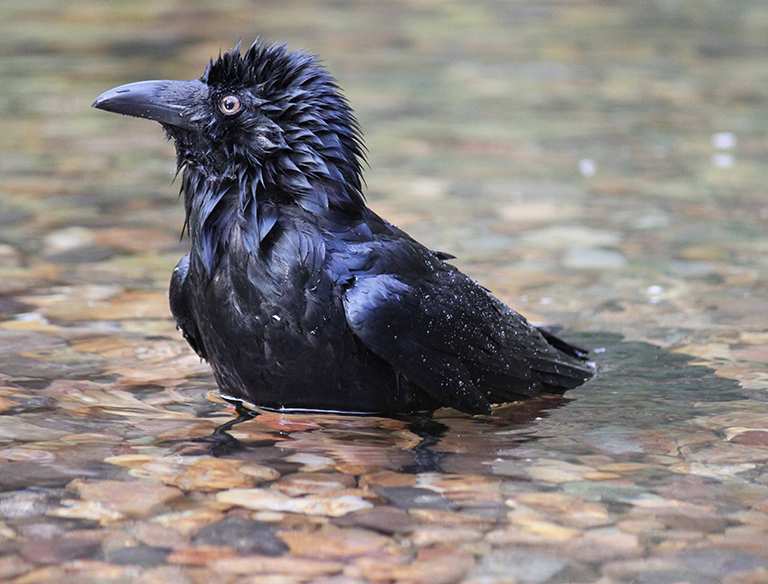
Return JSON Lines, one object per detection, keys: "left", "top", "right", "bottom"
{"left": 93, "top": 41, "right": 594, "bottom": 415}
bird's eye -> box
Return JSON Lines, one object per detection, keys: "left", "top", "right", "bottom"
{"left": 219, "top": 95, "right": 241, "bottom": 115}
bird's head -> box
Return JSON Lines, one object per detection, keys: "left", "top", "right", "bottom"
{"left": 93, "top": 41, "right": 365, "bottom": 211}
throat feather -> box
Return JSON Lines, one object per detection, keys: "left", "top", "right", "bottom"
{"left": 183, "top": 169, "right": 280, "bottom": 275}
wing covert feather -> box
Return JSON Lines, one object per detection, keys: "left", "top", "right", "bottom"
{"left": 342, "top": 262, "right": 593, "bottom": 414}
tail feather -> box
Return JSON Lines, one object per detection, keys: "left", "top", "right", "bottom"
{"left": 536, "top": 326, "right": 590, "bottom": 360}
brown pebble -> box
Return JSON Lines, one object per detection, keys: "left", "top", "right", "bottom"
{"left": 212, "top": 556, "right": 342, "bottom": 576}
{"left": 166, "top": 545, "right": 239, "bottom": 566}
{"left": 272, "top": 473, "right": 357, "bottom": 497}
{"left": 19, "top": 537, "right": 101, "bottom": 564}
{"left": 0, "top": 555, "right": 34, "bottom": 579}
{"left": 73, "top": 479, "right": 184, "bottom": 518}
{"left": 335, "top": 507, "right": 417, "bottom": 534}
{"left": 280, "top": 526, "right": 390, "bottom": 559}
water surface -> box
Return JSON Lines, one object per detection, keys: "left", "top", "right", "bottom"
{"left": 1, "top": 1, "right": 768, "bottom": 583}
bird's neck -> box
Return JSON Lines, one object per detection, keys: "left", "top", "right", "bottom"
{"left": 181, "top": 157, "right": 365, "bottom": 275}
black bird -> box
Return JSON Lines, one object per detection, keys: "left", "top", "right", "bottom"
{"left": 93, "top": 41, "right": 593, "bottom": 416}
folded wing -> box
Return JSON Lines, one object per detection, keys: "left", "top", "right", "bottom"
{"left": 342, "top": 257, "right": 593, "bottom": 415}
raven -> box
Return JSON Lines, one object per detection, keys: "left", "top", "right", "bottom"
{"left": 93, "top": 41, "right": 594, "bottom": 415}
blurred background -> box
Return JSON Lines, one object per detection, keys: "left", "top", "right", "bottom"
{"left": 2, "top": 0, "right": 768, "bottom": 393}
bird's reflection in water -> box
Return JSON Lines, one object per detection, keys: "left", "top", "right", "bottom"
{"left": 191, "top": 395, "right": 570, "bottom": 474}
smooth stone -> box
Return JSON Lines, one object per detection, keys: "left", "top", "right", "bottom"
{"left": 677, "top": 549, "right": 767, "bottom": 577}
{"left": 511, "top": 492, "right": 612, "bottom": 528}
{"left": 334, "top": 507, "right": 418, "bottom": 534}
{"left": 0, "top": 491, "right": 60, "bottom": 519}
{"left": 524, "top": 460, "right": 594, "bottom": 484}
{"left": 19, "top": 537, "right": 101, "bottom": 564}
{"left": 0, "top": 418, "right": 70, "bottom": 442}
{"left": 359, "top": 471, "right": 417, "bottom": 488}
{"left": 636, "top": 571, "right": 720, "bottom": 584}
{"left": 359, "top": 551, "right": 475, "bottom": 584}
{"left": 602, "top": 557, "right": 684, "bottom": 580}
{"left": 561, "top": 528, "right": 642, "bottom": 562}
{"left": 212, "top": 556, "right": 343, "bottom": 576}
{"left": 0, "top": 555, "right": 34, "bottom": 580}
{"left": 216, "top": 488, "right": 373, "bottom": 517}
{"left": 193, "top": 516, "right": 287, "bottom": 556}
{"left": 136, "top": 565, "right": 194, "bottom": 584}
{"left": 165, "top": 545, "right": 239, "bottom": 565}
{"left": 408, "top": 508, "right": 498, "bottom": 528}
{"left": 102, "top": 545, "right": 170, "bottom": 567}
{"left": 74, "top": 479, "right": 184, "bottom": 518}
{"left": 373, "top": 487, "right": 455, "bottom": 510}
{"left": 471, "top": 549, "right": 566, "bottom": 583}
{"left": 659, "top": 510, "right": 728, "bottom": 533}
{"left": 280, "top": 526, "right": 390, "bottom": 558}
{"left": 311, "top": 576, "right": 369, "bottom": 584}
{"left": 152, "top": 509, "right": 226, "bottom": 537}
{"left": 48, "top": 500, "right": 125, "bottom": 523}
{"left": 272, "top": 472, "right": 356, "bottom": 497}
{"left": 13, "top": 519, "right": 72, "bottom": 540}
{"left": 410, "top": 526, "right": 483, "bottom": 547}
{"left": 124, "top": 456, "right": 279, "bottom": 492}
{"left": 0, "top": 461, "right": 121, "bottom": 491}
{"left": 134, "top": 523, "right": 188, "bottom": 549}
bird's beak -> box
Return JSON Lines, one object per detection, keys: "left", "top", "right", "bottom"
{"left": 92, "top": 79, "right": 206, "bottom": 130}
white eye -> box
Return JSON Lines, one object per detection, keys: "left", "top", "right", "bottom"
{"left": 219, "top": 95, "right": 241, "bottom": 115}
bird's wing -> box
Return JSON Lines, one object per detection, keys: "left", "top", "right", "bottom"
{"left": 170, "top": 254, "right": 207, "bottom": 360}
{"left": 341, "top": 243, "right": 592, "bottom": 415}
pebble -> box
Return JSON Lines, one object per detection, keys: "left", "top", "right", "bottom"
{"left": 102, "top": 545, "right": 170, "bottom": 566}
{"left": 212, "top": 556, "right": 343, "bottom": 577}
{"left": 617, "top": 518, "right": 667, "bottom": 533}
{"left": 486, "top": 515, "right": 580, "bottom": 545}
{"left": 19, "top": 537, "right": 101, "bottom": 564}
{"left": 281, "top": 526, "right": 390, "bottom": 558}
{"left": 416, "top": 474, "right": 503, "bottom": 506}
{"left": 358, "top": 549, "right": 475, "bottom": 584}
{"left": 410, "top": 526, "right": 483, "bottom": 547}
{"left": 283, "top": 452, "right": 335, "bottom": 471}
{"left": 0, "top": 491, "right": 60, "bottom": 519}
{"left": 166, "top": 545, "right": 240, "bottom": 566}
{"left": 272, "top": 472, "right": 356, "bottom": 496}
{"left": 0, "top": 555, "right": 34, "bottom": 580}
{"left": 216, "top": 489, "right": 373, "bottom": 517}
{"left": 124, "top": 455, "right": 279, "bottom": 492}
{"left": 0, "top": 417, "right": 70, "bottom": 442}
{"left": 47, "top": 499, "right": 125, "bottom": 523}
{"left": 510, "top": 492, "right": 612, "bottom": 528}
{"left": 135, "top": 523, "right": 188, "bottom": 548}
{"left": 602, "top": 557, "right": 683, "bottom": 580}
{"left": 73, "top": 478, "right": 184, "bottom": 517}
{"left": 524, "top": 460, "right": 595, "bottom": 484}
{"left": 0, "top": 461, "right": 122, "bottom": 490}
{"left": 561, "top": 528, "right": 643, "bottom": 562}
{"left": 472, "top": 549, "right": 566, "bottom": 583}
{"left": 138, "top": 565, "right": 194, "bottom": 584}
{"left": 360, "top": 471, "right": 417, "bottom": 488}
{"left": 152, "top": 509, "right": 226, "bottom": 537}
{"left": 193, "top": 516, "right": 288, "bottom": 556}
{"left": 373, "top": 487, "right": 455, "bottom": 510}
{"left": 412, "top": 508, "right": 497, "bottom": 527}
{"left": 334, "top": 507, "right": 418, "bottom": 534}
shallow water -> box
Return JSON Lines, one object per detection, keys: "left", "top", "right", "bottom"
{"left": 2, "top": 1, "right": 768, "bottom": 583}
